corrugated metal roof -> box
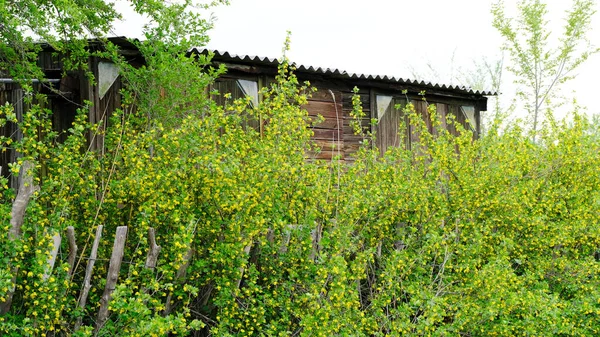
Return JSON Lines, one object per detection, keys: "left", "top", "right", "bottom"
{"left": 191, "top": 48, "right": 496, "bottom": 96}
{"left": 49, "top": 37, "right": 493, "bottom": 96}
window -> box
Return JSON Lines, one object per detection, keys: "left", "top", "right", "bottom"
{"left": 236, "top": 79, "right": 258, "bottom": 108}
{"left": 212, "top": 78, "right": 261, "bottom": 131}
{"left": 98, "top": 61, "right": 119, "bottom": 100}
{"left": 460, "top": 105, "right": 477, "bottom": 133}
{"left": 212, "top": 78, "right": 258, "bottom": 108}
{"left": 375, "top": 95, "right": 409, "bottom": 155}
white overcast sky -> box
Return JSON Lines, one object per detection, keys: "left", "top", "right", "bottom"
{"left": 113, "top": 0, "right": 600, "bottom": 118}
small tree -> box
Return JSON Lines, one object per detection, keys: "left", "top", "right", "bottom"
{"left": 457, "top": 55, "right": 506, "bottom": 134}
{"left": 492, "top": 0, "right": 599, "bottom": 139}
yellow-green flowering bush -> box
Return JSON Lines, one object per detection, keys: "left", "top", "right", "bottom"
{"left": 2, "top": 48, "right": 600, "bottom": 335}
{"left": 2, "top": 15, "right": 600, "bottom": 337}
{"left": 1, "top": 0, "right": 598, "bottom": 334}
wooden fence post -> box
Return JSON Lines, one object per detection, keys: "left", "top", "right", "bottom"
{"left": 237, "top": 243, "right": 253, "bottom": 289}
{"left": 96, "top": 226, "right": 128, "bottom": 332}
{"left": 145, "top": 228, "right": 161, "bottom": 270}
{"left": 42, "top": 232, "right": 61, "bottom": 281}
{"left": 163, "top": 248, "right": 193, "bottom": 317}
{"left": 141, "top": 228, "right": 161, "bottom": 297}
{"left": 66, "top": 226, "right": 78, "bottom": 277}
{"left": 0, "top": 160, "right": 39, "bottom": 315}
{"left": 311, "top": 223, "right": 323, "bottom": 261}
{"left": 279, "top": 225, "right": 300, "bottom": 254}
{"left": 74, "top": 225, "right": 103, "bottom": 331}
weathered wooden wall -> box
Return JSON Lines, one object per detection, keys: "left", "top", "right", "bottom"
{"left": 80, "top": 57, "right": 123, "bottom": 152}
{"left": 305, "top": 88, "right": 343, "bottom": 160}
{"left": 1, "top": 46, "right": 488, "bottom": 183}
{"left": 342, "top": 91, "right": 370, "bottom": 162}
{"left": 303, "top": 86, "right": 480, "bottom": 161}
{"left": 0, "top": 85, "right": 24, "bottom": 186}
{"left": 0, "top": 52, "right": 124, "bottom": 186}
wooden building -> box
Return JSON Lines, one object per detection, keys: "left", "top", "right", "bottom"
{"left": 1, "top": 37, "right": 492, "bottom": 183}
{"left": 203, "top": 49, "right": 492, "bottom": 161}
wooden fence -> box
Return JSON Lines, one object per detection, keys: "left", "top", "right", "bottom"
{"left": 0, "top": 160, "right": 184, "bottom": 332}
{"left": 0, "top": 160, "right": 326, "bottom": 334}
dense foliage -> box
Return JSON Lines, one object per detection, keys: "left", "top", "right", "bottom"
{"left": 2, "top": 0, "right": 600, "bottom": 336}
{"left": 2, "top": 51, "right": 600, "bottom": 336}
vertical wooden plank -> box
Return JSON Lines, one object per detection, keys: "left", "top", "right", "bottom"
{"left": 42, "top": 233, "right": 61, "bottom": 281}
{"left": 75, "top": 225, "right": 103, "bottom": 331}
{"left": 341, "top": 89, "right": 370, "bottom": 161}
{"left": 377, "top": 96, "right": 389, "bottom": 155}
{"left": 474, "top": 105, "right": 481, "bottom": 139}
{"left": 409, "top": 99, "right": 421, "bottom": 146}
{"left": 311, "top": 224, "right": 322, "bottom": 261}
{"left": 415, "top": 100, "right": 433, "bottom": 134}
{"left": 369, "top": 89, "right": 376, "bottom": 148}
{"left": 8, "top": 161, "right": 38, "bottom": 240}
{"left": 163, "top": 248, "right": 193, "bottom": 316}
{"left": 330, "top": 89, "right": 343, "bottom": 160}
{"left": 79, "top": 56, "right": 103, "bottom": 152}
{"left": 79, "top": 65, "right": 95, "bottom": 151}
{"left": 10, "top": 89, "right": 24, "bottom": 189}
{"left": 141, "top": 228, "right": 161, "bottom": 297}
{"left": 460, "top": 105, "right": 468, "bottom": 135}
{"left": 96, "top": 226, "right": 128, "bottom": 332}
{"left": 236, "top": 243, "right": 252, "bottom": 289}
{"left": 92, "top": 57, "right": 103, "bottom": 153}
{"left": 0, "top": 89, "right": 9, "bottom": 179}
{"left": 115, "top": 76, "right": 122, "bottom": 114}
{"left": 430, "top": 103, "right": 439, "bottom": 138}
{"left": 0, "top": 161, "right": 39, "bottom": 315}
{"left": 437, "top": 103, "right": 448, "bottom": 131}
{"left": 447, "top": 105, "right": 458, "bottom": 137}
{"left": 258, "top": 75, "right": 265, "bottom": 137}
{"left": 395, "top": 98, "right": 406, "bottom": 150}
{"left": 145, "top": 228, "right": 161, "bottom": 269}
{"left": 66, "top": 226, "right": 78, "bottom": 277}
